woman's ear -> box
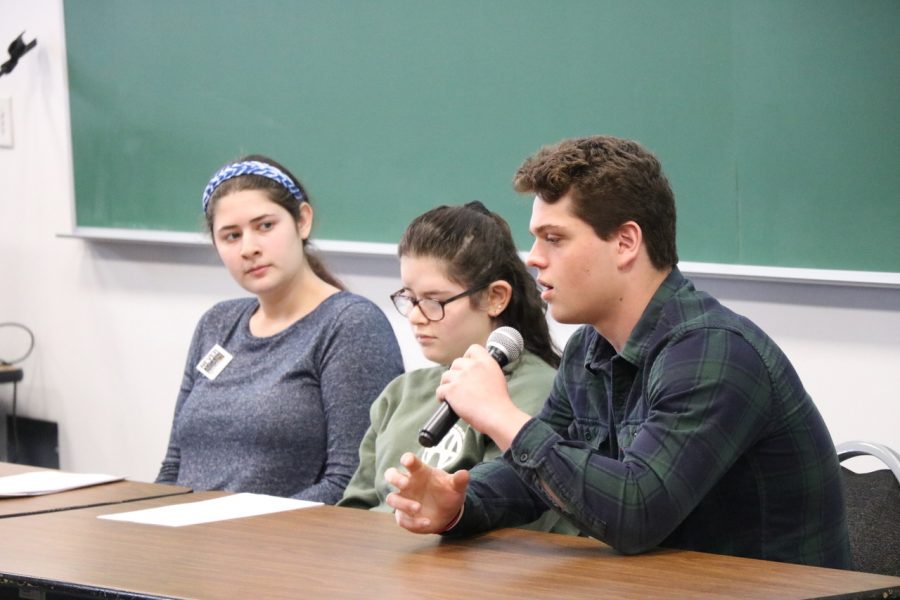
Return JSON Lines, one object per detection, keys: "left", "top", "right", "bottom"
{"left": 297, "top": 202, "right": 314, "bottom": 240}
{"left": 486, "top": 280, "right": 513, "bottom": 317}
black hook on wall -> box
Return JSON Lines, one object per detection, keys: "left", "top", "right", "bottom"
{"left": 0, "top": 31, "right": 38, "bottom": 78}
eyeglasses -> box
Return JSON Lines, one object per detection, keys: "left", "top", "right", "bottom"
{"left": 390, "top": 284, "right": 488, "bottom": 322}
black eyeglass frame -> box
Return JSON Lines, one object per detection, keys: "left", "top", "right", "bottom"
{"left": 389, "top": 283, "right": 489, "bottom": 322}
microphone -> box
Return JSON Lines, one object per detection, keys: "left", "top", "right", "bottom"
{"left": 418, "top": 326, "right": 524, "bottom": 448}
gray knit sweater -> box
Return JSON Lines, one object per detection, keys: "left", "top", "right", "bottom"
{"left": 156, "top": 292, "right": 404, "bottom": 503}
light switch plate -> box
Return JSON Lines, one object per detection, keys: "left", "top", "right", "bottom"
{"left": 0, "top": 97, "right": 13, "bottom": 148}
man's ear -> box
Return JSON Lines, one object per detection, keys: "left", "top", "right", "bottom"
{"left": 616, "top": 220, "right": 643, "bottom": 268}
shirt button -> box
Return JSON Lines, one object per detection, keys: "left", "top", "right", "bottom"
{"left": 519, "top": 453, "right": 528, "bottom": 462}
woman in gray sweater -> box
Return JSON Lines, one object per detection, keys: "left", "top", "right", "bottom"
{"left": 156, "top": 155, "right": 403, "bottom": 503}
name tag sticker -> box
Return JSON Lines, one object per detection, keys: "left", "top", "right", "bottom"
{"left": 196, "top": 344, "right": 233, "bottom": 380}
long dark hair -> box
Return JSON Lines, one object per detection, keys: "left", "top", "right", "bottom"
{"left": 203, "top": 154, "right": 343, "bottom": 290}
{"left": 398, "top": 201, "right": 560, "bottom": 368}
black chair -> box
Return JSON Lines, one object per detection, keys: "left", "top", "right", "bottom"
{"left": 836, "top": 440, "right": 900, "bottom": 576}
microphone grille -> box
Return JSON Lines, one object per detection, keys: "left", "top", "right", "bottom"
{"left": 486, "top": 326, "right": 524, "bottom": 363}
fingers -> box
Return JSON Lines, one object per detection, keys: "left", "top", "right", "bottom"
{"left": 399, "top": 451, "right": 424, "bottom": 473}
{"left": 435, "top": 353, "right": 474, "bottom": 403}
{"left": 385, "top": 491, "right": 421, "bottom": 517}
{"left": 439, "top": 367, "right": 454, "bottom": 385}
{"left": 385, "top": 456, "right": 423, "bottom": 489}
{"left": 392, "top": 507, "right": 434, "bottom": 532}
{"left": 384, "top": 457, "right": 467, "bottom": 535}
{"left": 384, "top": 454, "right": 426, "bottom": 514}
{"left": 385, "top": 491, "right": 436, "bottom": 533}
{"left": 463, "top": 343, "right": 490, "bottom": 361}
{"left": 450, "top": 468, "right": 470, "bottom": 493}
{"left": 384, "top": 452, "right": 423, "bottom": 484}
{"left": 383, "top": 466, "right": 408, "bottom": 490}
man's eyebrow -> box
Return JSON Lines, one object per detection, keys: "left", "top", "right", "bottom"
{"left": 531, "top": 223, "right": 563, "bottom": 234}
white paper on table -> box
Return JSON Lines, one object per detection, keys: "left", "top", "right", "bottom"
{"left": 97, "top": 492, "right": 322, "bottom": 527}
{"left": 0, "top": 471, "right": 125, "bottom": 497}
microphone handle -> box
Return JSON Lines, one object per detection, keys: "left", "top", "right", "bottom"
{"left": 417, "top": 400, "right": 458, "bottom": 448}
{"left": 418, "top": 345, "right": 513, "bottom": 448}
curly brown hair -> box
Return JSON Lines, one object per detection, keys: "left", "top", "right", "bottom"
{"left": 513, "top": 136, "right": 678, "bottom": 269}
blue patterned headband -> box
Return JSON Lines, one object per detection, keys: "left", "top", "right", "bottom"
{"left": 201, "top": 160, "right": 305, "bottom": 213}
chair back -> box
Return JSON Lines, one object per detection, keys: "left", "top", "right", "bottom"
{"left": 836, "top": 441, "right": 900, "bottom": 576}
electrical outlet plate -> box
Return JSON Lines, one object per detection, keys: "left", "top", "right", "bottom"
{"left": 0, "top": 96, "right": 13, "bottom": 148}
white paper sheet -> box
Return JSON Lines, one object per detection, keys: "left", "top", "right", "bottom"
{"left": 0, "top": 471, "right": 125, "bottom": 497}
{"left": 97, "top": 492, "right": 321, "bottom": 527}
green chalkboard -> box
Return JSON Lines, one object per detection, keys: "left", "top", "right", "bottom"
{"left": 65, "top": 0, "right": 899, "bottom": 272}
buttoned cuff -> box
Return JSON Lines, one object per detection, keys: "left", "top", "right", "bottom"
{"left": 507, "top": 417, "right": 559, "bottom": 470}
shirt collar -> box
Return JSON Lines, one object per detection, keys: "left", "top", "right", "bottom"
{"left": 618, "top": 267, "right": 686, "bottom": 364}
{"left": 583, "top": 267, "right": 687, "bottom": 369}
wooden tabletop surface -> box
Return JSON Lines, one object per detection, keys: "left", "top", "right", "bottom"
{"left": 0, "top": 462, "right": 190, "bottom": 518}
{"left": 0, "top": 491, "right": 897, "bottom": 599}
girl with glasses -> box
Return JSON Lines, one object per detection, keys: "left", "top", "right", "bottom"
{"left": 155, "top": 155, "right": 403, "bottom": 503}
{"left": 339, "top": 201, "right": 573, "bottom": 532}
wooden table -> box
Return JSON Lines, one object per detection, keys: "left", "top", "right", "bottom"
{"left": 0, "top": 492, "right": 897, "bottom": 599}
{"left": 0, "top": 462, "right": 191, "bottom": 518}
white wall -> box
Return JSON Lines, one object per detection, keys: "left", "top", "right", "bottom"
{"left": 1, "top": 1, "right": 897, "bottom": 482}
